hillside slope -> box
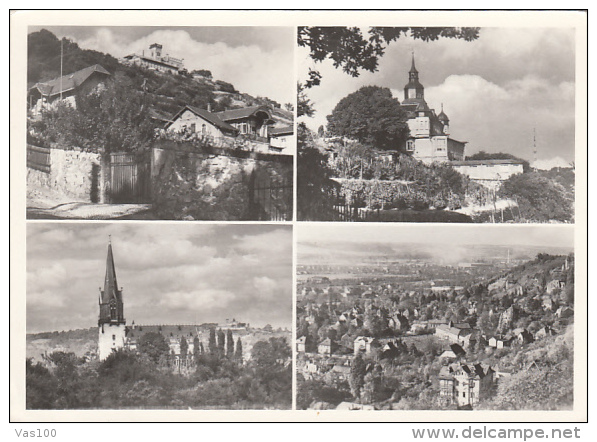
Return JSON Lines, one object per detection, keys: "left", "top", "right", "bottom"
{"left": 28, "top": 29, "right": 293, "bottom": 122}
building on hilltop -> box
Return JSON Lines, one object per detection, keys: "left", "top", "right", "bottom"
{"left": 399, "top": 54, "right": 467, "bottom": 164}
{"left": 28, "top": 64, "right": 111, "bottom": 116}
{"left": 122, "top": 43, "right": 184, "bottom": 74}
{"left": 97, "top": 238, "right": 127, "bottom": 361}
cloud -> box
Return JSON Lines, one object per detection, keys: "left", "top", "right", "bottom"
{"left": 158, "top": 288, "right": 236, "bottom": 310}
{"left": 252, "top": 276, "right": 279, "bottom": 299}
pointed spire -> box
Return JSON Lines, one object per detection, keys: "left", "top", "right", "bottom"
{"left": 410, "top": 51, "right": 418, "bottom": 74}
{"left": 102, "top": 239, "right": 119, "bottom": 303}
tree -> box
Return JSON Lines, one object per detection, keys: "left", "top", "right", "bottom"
{"left": 32, "top": 72, "right": 155, "bottom": 153}
{"left": 226, "top": 329, "right": 235, "bottom": 358}
{"left": 326, "top": 86, "right": 408, "bottom": 150}
{"left": 137, "top": 332, "right": 170, "bottom": 364}
{"left": 349, "top": 354, "right": 367, "bottom": 400}
{"left": 235, "top": 337, "right": 243, "bottom": 362}
{"left": 297, "top": 123, "right": 339, "bottom": 220}
{"left": 217, "top": 329, "right": 226, "bottom": 356}
{"left": 193, "top": 336, "right": 201, "bottom": 361}
{"left": 180, "top": 336, "right": 188, "bottom": 357}
{"left": 298, "top": 26, "right": 479, "bottom": 87}
{"left": 208, "top": 328, "right": 217, "bottom": 355}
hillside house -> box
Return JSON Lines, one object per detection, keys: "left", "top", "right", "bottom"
{"left": 318, "top": 338, "right": 335, "bottom": 356}
{"left": 488, "top": 336, "right": 513, "bottom": 349}
{"left": 435, "top": 322, "right": 476, "bottom": 347}
{"left": 215, "top": 106, "right": 275, "bottom": 140}
{"left": 165, "top": 105, "right": 238, "bottom": 142}
{"left": 508, "top": 328, "right": 534, "bottom": 345}
{"left": 354, "top": 336, "right": 379, "bottom": 356}
{"left": 28, "top": 64, "right": 111, "bottom": 116}
{"left": 438, "top": 363, "right": 494, "bottom": 408}
{"left": 546, "top": 279, "right": 566, "bottom": 294}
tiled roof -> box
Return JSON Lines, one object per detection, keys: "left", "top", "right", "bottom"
{"left": 269, "top": 125, "right": 293, "bottom": 136}
{"left": 215, "top": 105, "right": 272, "bottom": 122}
{"left": 32, "top": 64, "right": 111, "bottom": 98}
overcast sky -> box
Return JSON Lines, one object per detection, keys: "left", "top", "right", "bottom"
{"left": 299, "top": 27, "right": 576, "bottom": 169}
{"left": 27, "top": 223, "right": 292, "bottom": 333}
{"left": 298, "top": 223, "right": 574, "bottom": 250}
{"left": 29, "top": 26, "right": 294, "bottom": 106}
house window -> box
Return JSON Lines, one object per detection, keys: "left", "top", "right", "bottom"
{"left": 406, "top": 140, "right": 415, "bottom": 152}
{"left": 463, "top": 392, "right": 466, "bottom": 398}
{"left": 202, "top": 124, "right": 206, "bottom": 135}
{"left": 112, "top": 334, "right": 116, "bottom": 340}
{"left": 190, "top": 123, "right": 196, "bottom": 132}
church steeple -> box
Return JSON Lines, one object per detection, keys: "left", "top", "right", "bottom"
{"left": 403, "top": 52, "right": 425, "bottom": 104}
{"left": 99, "top": 238, "right": 125, "bottom": 326}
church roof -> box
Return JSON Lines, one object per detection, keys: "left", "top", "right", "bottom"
{"left": 409, "top": 52, "right": 418, "bottom": 74}
{"left": 101, "top": 241, "right": 122, "bottom": 304}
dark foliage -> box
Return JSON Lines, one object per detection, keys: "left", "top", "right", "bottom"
{"left": 326, "top": 86, "right": 408, "bottom": 150}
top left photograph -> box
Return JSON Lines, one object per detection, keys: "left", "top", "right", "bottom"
{"left": 26, "top": 26, "right": 295, "bottom": 221}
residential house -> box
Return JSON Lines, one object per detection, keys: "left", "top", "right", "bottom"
{"left": 165, "top": 105, "right": 238, "bottom": 143}
{"left": 28, "top": 64, "right": 111, "bottom": 116}
{"left": 438, "top": 363, "right": 494, "bottom": 408}
{"left": 354, "top": 336, "right": 379, "bottom": 356}
{"left": 508, "top": 328, "right": 534, "bottom": 345}
{"left": 318, "top": 338, "right": 335, "bottom": 356}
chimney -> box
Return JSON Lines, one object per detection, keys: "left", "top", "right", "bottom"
{"left": 207, "top": 103, "right": 212, "bottom": 113}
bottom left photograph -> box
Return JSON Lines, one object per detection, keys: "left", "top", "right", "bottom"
{"left": 25, "top": 222, "right": 292, "bottom": 410}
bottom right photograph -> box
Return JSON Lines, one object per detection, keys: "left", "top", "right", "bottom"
{"left": 295, "top": 224, "right": 576, "bottom": 411}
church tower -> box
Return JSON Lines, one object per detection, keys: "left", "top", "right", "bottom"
{"left": 403, "top": 52, "right": 425, "bottom": 103}
{"left": 98, "top": 238, "right": 127, "bottom": 361}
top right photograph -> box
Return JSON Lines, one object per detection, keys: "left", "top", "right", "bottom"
{"left": 297, "top": 26, "right": 577, "bottom": 223}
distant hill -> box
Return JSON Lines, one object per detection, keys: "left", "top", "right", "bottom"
{"left": 27, "top": 29, "right": 292, "bottom": 123}
{"left": 27, "top": 325, "right": 290, "bottom": 362}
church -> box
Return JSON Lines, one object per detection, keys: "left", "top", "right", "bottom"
{"left": 96, "top": 239, "right": 243, "bottom": 370}
{"left": 400, "top": 54, "right": 467, "bottom": 164}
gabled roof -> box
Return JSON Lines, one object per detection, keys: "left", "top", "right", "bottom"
{"left": 31, "top": 64, "right": 111, "bottom": 98}
{"left": 166, "top": 105, "right": 238, "bottom": 133}
{"left": 215, "top": 105, "right": 273, "bottom": 122}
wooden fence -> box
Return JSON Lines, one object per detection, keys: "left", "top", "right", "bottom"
{"left": 27, "top": 144, "right": 51, "bottom": 173}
